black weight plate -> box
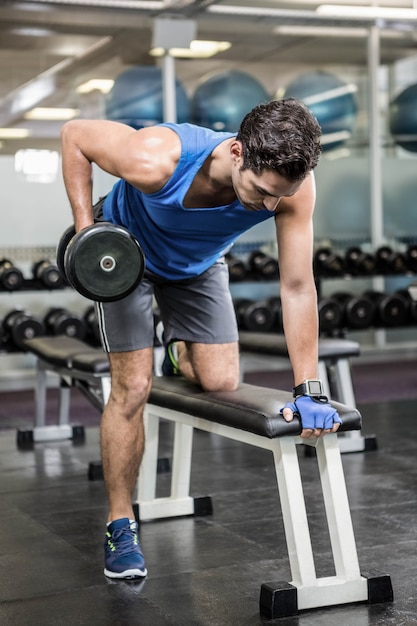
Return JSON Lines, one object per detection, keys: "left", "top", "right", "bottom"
{"left": 345, "top": 296, "right": 375, "bottom": 330}
{"left": 12, "top": 315, "right": 45, "bottom": 349}
{"left": 65, "top": 223, "right": 145, "bottom": 302}
{"left": 56, "top": 224, "right": 76, "bottom": 279}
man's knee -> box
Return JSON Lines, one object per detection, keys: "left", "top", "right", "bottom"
{"left": 199, "top": 370, "right": 240, "bottom": 393}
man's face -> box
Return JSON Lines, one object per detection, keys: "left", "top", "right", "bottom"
{"left": 230, "top": 141, "right": 303, "bottom": 212}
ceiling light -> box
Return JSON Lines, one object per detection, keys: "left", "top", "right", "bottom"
{"left": 302, "top": 83, "right": 358, "bottom": 107}
{"left": 24, "top": 107, "right": 79, "bottom": 120}
{"left": 0, "top": 128, "right": 32, "bottom": 139}
{"left": 149, "top": 40, "right": 231, "bottom": 59}
{"left": 273, "top": 25, "right": 368, "bottom": 37}
{"left": 11, "top": 27, "right": 55, "bottom": 37}
{"left": 76, "top": 79, "right": 115, "bottom": 94}
{"left": 316, "top": 4, "right": 417, "bottom": 20}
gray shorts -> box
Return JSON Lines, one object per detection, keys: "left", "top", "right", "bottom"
{"left": 95, "top": 261, "right": 238, "bottom": 352}
{"left": 92, "top": 198, "right": 238, "bottom": 352}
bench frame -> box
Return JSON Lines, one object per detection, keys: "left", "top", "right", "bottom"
{"left": 22, "top": 341, "right": 393, "bottom": 618}
{"left": 133, "top": 399, "right": 391, "bottom": 617}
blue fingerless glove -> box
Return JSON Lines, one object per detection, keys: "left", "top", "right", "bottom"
{"left": 280, "top": 395, "right": 342, "bottom": 431}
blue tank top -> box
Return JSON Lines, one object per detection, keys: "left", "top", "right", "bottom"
{"left": 103, "top": 122, "right": 274, "bottom": 280}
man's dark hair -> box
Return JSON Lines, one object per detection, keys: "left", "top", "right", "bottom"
{"left": 236, "top": 98, "right": 322, "bottom": 182}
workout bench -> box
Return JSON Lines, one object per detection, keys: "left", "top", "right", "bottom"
{"left": 239, "top": 331, "right": 378, "bottom": 454}
{"left": 22, "top": 335, "right": 392, "bottom": 618}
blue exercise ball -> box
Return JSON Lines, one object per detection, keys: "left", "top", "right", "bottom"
{"left": 191, "top": 70, "right": 269, "bottom": 132}
{"left": 104, "top": 66, "right": 190, "bottom": 128}
{"left": 280, "top": 71, "right": 358, "bottom": 152}
{"left": 389, "top": 84, "right": 417, "bottom": 153}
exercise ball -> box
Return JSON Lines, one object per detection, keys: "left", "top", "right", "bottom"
{"left": 191, "top": 70, "right": 269, "bottom": 132}
{"left": 280, "top": 71, "right": 358, "bottom": 151}
{"left": 389, "top": 84, "right": 417, "bottom": 153}
{"left": 104, "top": 66, "right": 190, "bottom": 128}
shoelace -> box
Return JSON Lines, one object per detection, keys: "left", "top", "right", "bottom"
{"left": 108, "top": 526, "right": 138, "bottom": 556}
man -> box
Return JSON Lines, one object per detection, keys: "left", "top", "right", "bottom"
{"left": 60, "top": 98, "right": 340, "bottom": 581}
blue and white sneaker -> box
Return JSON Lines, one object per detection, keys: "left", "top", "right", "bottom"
{"left": 104, "top": 518, "right": 147, "bottom": 579}
{"left": 161, "top": 341, "right": 180, "bottom": 376}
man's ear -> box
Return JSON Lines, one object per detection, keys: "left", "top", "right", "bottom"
{"left": 230, "top": 139, "right": 243, "bottom": 164}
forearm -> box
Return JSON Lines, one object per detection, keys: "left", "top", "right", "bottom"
{"left": 280, "top": 286, "right": 319, "bottom": 386}
{"left": 61, "top": 122, "right": 95, "bottom": 231}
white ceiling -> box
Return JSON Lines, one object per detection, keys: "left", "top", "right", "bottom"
{"left": 1, "top": 0, "right": 417, "bottom": 151}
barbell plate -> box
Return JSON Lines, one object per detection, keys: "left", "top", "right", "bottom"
{"left": 64, "top": 223, "right": 145, "bottom": 302}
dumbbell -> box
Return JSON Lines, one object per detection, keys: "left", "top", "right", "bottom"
{"left": 225, "top": 253, "right": 247, "bottom": 282}
{"left": 332, "top": 291, "right": 376, "bottom": 330}
{"left": 375, "top": 246, "right": 408, "bottom": 275}
{"left": 313, "top": 247, "right": 345, "bottom": 277}
{"left": 234, "top": 298, "right": 274, "bottom": 332}
{"left": 405, "top": 244, "right": 417, "bottom": 273}
{"left": 363, "top": 290, "right": 408, "bottom": 327}
{"left": 57, "top": 221, "right": 145, "bottom": 302}
{"left": 394, "top": 289, "right": 417, "bottom": 324}
{"left": 318, "top": 297, "right": 343, "bottom": 334}
{"left": 83, "top": 306, "right": 102, "bottom": 346}
{"left": 3, "top": 309, "right": 46, "bottom": 350}
{"left": 32, "top": 259, "right": 64, "bottom": 289}
{"left": 266, "top": 296, "right": 284, "bottom": 332}
{"left": 44, "top": 307, "right": 87, "bottom": 340}
{"left": 344, "top": 246, "right": 376, "bottom": 276}
{"left": 0, "top": 258, "right": 24, "bottom": 291}
{"left": 247, "top": 250, "right": 279, "bottom": 280}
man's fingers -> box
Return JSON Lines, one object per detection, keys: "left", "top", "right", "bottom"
{"left": 282, "top": 407, "right": 294, "bottom": 423}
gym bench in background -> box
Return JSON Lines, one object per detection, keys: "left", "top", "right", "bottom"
{"left": 21, "top": 335, "right": 392, "bottom": 618}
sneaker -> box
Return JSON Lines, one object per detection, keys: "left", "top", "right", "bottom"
{"left": 104, "top": 518, "right": 147, "bottom": 579}
{"left": 161, "top": 341, "right": 180, "bottom": 376}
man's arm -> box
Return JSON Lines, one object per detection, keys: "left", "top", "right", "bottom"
{"left": 275, "top": 172, "right": 340, "bottom": 438}
{"left": 60, "top": 120, "right": 180, "bottom": 231}
{"left": 275, "top": 171, "right": 318, "bottom": 384}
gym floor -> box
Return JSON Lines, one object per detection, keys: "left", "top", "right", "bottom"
{"left": 0, "top": 390, "right": 416, "bottom": 625}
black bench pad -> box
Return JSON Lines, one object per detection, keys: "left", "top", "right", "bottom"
{"left": 239, "top": 331, "right": 360, "bottom": 359}
{"left": 23, "top": 335, "right": 361, "bottom": 439}
{"left": 24, "top": 335, "right": 104, "bottom": 368}
{"left": 149, "top": 377, "right": 361, "bottom": 439}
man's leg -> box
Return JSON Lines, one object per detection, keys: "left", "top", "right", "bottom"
{"left": 101, "top": 346, "right": 153, "bottom": 579}
{"left": 177, "top": 341, "right": 240, "bottom": 392}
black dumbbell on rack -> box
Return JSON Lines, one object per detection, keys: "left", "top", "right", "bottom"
{"left": 247, "top": 250, "right": 279, "bottom": 280}
{"left": 225, "top": 253, "right": 248, "bottom": 282}
{"left": 313, "top": 247, "right": 345, "bottom": 277}
{"left": 344, "top": 246, "right": 377, "bottom": 276}
{"left": 83, "top": 306, "right": 101, "bottom": 346}
{"left": 2, "top": 309, "right": 46, "bottom": 351}
{"left": 32, "top": 259, "right": 64, "bottom": 289}
{"left": 44, "top": 307, "right": 87, "bottom": 340}
{"left": 318, "top": 297, "right": 343, "bottom": 334}
{"left": 405, "top": 244, "right": 417, "bottom": 273}
{"left": 0, "top": 258, "right": 24, "bottom": 291}
{"left": 266, "top": 296, "right": 283, "bottom": 332}
{"left": 363, "top": 290, "right": 408, "bottom": 327}
{"left": 234, "top": 298, "right": 274, "bottom": 332}
{"left": 394, "top": 289, "right": 417, "bottom": 325}
{"left": 375, "top": 246, "right": 408, "bottom": 275}
{"left": 332, "top": 291, "right": 376, "bottom": 330}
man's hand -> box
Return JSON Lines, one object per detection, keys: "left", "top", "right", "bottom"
{"left": 280, "top": 395, "right": 341, "bottom": 439}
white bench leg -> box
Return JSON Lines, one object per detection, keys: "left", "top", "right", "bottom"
{"left": 136, "top": 410, "right": 196, "bottom": 520}
{"left": 270, "top": 434, "right": 368, "bottom": 612}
